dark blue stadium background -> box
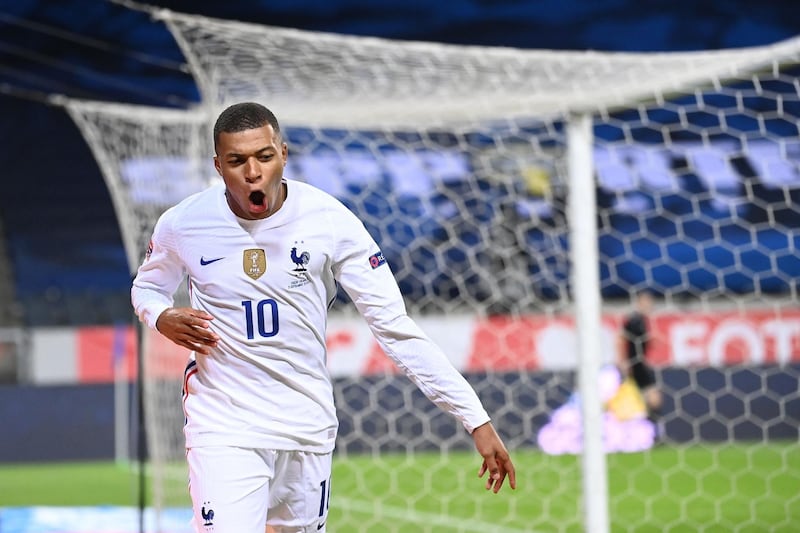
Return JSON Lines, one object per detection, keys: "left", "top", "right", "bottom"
{"left": 2, "top": 0, "right": 800, "bottom": 326}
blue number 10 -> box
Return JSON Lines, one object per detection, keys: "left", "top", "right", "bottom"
{"left": 241, "top": 299, "right": 279, "bottom": 339}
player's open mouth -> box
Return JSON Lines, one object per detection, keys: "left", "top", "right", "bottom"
{"left": 249, "top": 190, "right": 267, "bottom": 212}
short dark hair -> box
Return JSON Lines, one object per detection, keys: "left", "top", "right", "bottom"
{"left": 213, "top": 102, "right": 281, "bottom": 150}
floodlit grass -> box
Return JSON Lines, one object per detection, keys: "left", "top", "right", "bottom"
{"left": 2, "top": 443, "right": 798, "bottom": 532}
{"left": 0, "top": 461, "right": 147, "bottom": 506}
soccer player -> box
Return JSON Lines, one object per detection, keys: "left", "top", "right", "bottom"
{"left": 131, "top": 102, "right": 516, "bottom": 533}
{"left": 617, "top": 290, "right": 663, "bottom": 418}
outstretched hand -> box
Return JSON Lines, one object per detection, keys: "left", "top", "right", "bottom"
{"left": 472, "top": 422, "right": 516, "bottom": 493}
{"left": 156, "top": 307, "right": 219, "bottom": 355}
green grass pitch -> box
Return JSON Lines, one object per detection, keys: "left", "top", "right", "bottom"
{"left": 1, "top": 443, "right": 798, "bottom": 532}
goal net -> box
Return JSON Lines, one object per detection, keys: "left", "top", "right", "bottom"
{"left": 66, "top": 9, "right": 800, "bottom": 532}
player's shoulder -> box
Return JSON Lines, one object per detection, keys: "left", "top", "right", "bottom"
{"left": 288, "top": 178, "right": 335, "bottom": 200}
{"left": 287, "top": 179, "right": 352, "bottom": 213}
{"left": 161, "top": 183, "right": 223, "bottom": 222}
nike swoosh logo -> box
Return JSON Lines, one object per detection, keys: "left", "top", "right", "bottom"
{"left": 316, "top": 522, "right": 325, "bottom": 530}
{"left": 200, "top": 256, "right": 224, "bottom": 266}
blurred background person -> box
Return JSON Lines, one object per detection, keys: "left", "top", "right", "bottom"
{"left": 616, "top": 290, "right": 663, "bottom": 421}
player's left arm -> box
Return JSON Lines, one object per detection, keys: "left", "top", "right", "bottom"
{"left": 330, "top": 204, "right": 517, "bottom": 491}
{"left": 472, "top": 421, "right": 517, "bottom": 493}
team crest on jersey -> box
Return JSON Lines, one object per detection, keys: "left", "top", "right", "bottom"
{"left": 290, "top": 245, "right": 310, "bottom": 272}
{"left": 288, "top": 242, "right": 312, "bottom": 288}
{"left": 244, "top": 249, "right": 267, "bottom": 279}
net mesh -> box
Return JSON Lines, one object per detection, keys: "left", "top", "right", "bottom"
{"left": 65, "top": 11, "right": 800, "bottom": 531}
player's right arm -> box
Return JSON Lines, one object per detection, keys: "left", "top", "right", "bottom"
{"left": 154, "top": 307, "right": 219, "bottom": 355}
{"left": 131, "top": 209, "right": 219, "bottom": 354}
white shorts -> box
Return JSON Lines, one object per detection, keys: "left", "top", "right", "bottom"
{"left": 187, "top": 446, "right": 332, "bottom": 533}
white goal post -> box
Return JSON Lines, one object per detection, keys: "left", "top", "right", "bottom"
{"left": 66, "top": 8, "right": 800, "bottom": 532}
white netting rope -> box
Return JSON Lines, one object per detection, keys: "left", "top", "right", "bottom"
{"left": 158, "top": 9, "right": 800, "bottom": 128}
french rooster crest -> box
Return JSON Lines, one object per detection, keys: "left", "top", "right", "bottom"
{"left": 290, "top": 246, "right": 310, "bottom": 272}
{"left": 201, "top": 505, "right": 214, "bottom": 526}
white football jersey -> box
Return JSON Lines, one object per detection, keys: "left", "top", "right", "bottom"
{"left": 132, "top": 179, "right": 490, "bottom": 452}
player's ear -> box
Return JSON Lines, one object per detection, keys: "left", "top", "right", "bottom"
{"left": 213, "top": 155, "right": 222, "bottom": 176}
